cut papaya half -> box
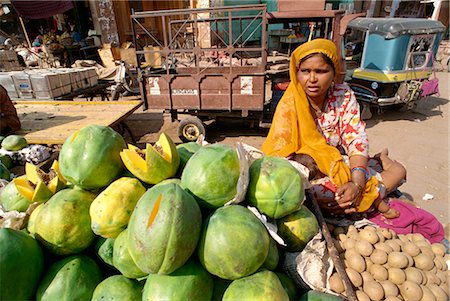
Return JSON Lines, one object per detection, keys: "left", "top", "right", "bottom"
{"left": 13, "top": 178, "right": 53, "bottom": 204}
{"left": 120, "top": 133, "right": 180, "bottom": 184}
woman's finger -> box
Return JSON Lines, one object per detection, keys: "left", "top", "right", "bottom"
{"left": 336, "top": 195, "right": 353, "bottom": 205}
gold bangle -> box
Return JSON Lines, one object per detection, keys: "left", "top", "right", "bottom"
{"left": 351, "top": 181, "right": 363, "bottom": 194}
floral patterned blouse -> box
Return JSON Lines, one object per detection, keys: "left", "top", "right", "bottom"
{"left": 308, "top": 83, "right": 375, "bottom": 201}
{"left": 315, "top": 83, "right": 369, "bottom": 158}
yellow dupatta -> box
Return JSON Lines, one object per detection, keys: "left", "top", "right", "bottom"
{"left": 261, "top": 39, "right": 378, "bottom": 212}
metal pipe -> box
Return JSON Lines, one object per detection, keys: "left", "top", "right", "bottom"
{"left": 132, "top": 4, "right": 266, "bottom": 18}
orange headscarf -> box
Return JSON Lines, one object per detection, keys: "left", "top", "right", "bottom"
{"left": 261, "top": 39, "right": 378, "bottom": 212}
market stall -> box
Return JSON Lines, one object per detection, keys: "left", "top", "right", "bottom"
{"left": 0, "top": 124, "right": 448, "bottom": 300}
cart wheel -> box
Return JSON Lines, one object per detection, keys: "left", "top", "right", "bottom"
{"left": 178, "top": 117, "right": 205, "bottom": 142}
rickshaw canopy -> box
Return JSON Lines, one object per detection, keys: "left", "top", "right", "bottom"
{"left": 347, "top": 18, "right": 445, "bottom": 40}
{"left": 346, "top": 17, "right": 444, "bottom": 109}
{"left": 348, "top": 17, "right": 445, "bottom": 76}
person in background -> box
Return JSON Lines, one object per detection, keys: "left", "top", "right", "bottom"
{"left": 0, "top": 85, "right": 21, "bottom": 135}
{"left": 261, "top": 39, "right": 406, "bottom": 218}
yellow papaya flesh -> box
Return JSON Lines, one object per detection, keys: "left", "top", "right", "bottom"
{"left": 25, "top": 161, "right": 66, "bottom": 194}
{"left": 13, "top": 178, "right": 34, "bottom": 201}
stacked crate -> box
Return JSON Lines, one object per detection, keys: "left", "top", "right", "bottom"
{"left": 1, "top": 68, "right": 100, "bottom": 99}
{"left": 0, "top": 72, "right": 19, "bottom": 98}
{"left": 29, "top": 71, "right": 64, "bottom": 99}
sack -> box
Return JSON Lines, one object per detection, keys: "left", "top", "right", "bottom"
{"left": 420, "top": 78, "right": 440, "bottom": 97}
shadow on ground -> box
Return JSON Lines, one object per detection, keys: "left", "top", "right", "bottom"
{"left": 205, "top": 120, "right": 269, "bottom": 143}
{"left": 365, "top": 95, "right": 448, "bottom": 128}
{"left": 119, "top": 111, "right": 164, "bottom": 145}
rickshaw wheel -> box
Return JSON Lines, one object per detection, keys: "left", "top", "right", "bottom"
{"left": 178, "top": 117, "right": 205, "bottom": 143}
{"left": 360, "top": 102, "right": 373, "bottom": 120}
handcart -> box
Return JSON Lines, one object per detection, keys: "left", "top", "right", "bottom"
{"left": 130, "top": 5, "right": 350, "bottom": 142}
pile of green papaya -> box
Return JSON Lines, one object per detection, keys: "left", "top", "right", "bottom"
{"left": 0, "top": 124, "right": 337, "bottom": 301}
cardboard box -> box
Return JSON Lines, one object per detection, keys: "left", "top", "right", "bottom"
{"left": 119, "top": 48, "right": 138, "bottom": 67}
{"left": 12, "top": 72, "right": 34, "bottom": 99}
{"left": 278, "top": 0, "right": 325, "bottom": 11}
{"left": 29, "top": 73, "right": 61, "bottom": 92}
{"left": 144, "top": 46, "right": 162, "bottom": 67}
{"left": 98, "top": 44, "right": 121, "bottom": 68}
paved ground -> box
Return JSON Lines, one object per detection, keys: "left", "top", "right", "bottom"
{"left": 123, "top": 72, "right": 449, "bottom": 227}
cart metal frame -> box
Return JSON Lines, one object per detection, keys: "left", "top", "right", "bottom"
{"left": 131, "top": 5, "right": 349, "bottom": 141}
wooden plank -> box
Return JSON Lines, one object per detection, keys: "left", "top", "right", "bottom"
{"left": 13, "top": 100, "right": 142, "bottom": 145}
{"left": 306, "top": 193, "right": 358, "bottom": 301}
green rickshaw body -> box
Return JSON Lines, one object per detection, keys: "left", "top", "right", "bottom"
{"left": 346, "top": 18, "right": 445, "bottom": 110}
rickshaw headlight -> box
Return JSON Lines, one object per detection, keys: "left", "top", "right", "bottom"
{"left": 371, "top": 82, "right": 379, "bottom": 90}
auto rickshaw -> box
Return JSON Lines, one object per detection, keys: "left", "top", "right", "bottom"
{"left": 344, "top": 18, "right": 445, "bottom": 118}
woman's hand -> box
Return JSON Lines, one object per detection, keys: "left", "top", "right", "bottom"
{"left": 317, "top": 186, "right": 360, "bottom": 216}
{"left": 318, "top": 199, "right": 354, "bottom": 216}
{"left": 333, "top": 182, "right": 362, "bottom": 213}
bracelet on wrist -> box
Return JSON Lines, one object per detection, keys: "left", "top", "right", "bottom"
{"left": 351, "top": 181, "right": 364, "bottom": 194}
{"left": 351, "top": 166, "right": 369, "bottom": 181}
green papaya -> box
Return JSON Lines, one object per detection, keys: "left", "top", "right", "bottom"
{"left": 59, "top": 125, "right": 126, "bottom": 190}
{"left": 113, "top": 229, "right": 147, "bottom": 279}
{"left": 92, "top": 275, "right": 143, "bottom": 301}
{"left": 0, "top": 228, "right": 44, "bottom": 301}
{"left": 128, "top": 183, "right": 202, "bottom": 274}
{"left": 1, "top": 135, "right": 27, "bottom": 151}
{"left": 0, "top": 162, "right": 10, "bottom": 180}
{"left": 223, "top": 269, "right": 289, "bottom": 301}
{"left": 0, "top": 154, "right": 13, "bottom": 169}
{"left": 0, "top": 177, "right": 31, "bottom": 212}
{"left": 29, "top": 188, "right": 96, "bottom": 255}
{"left": 181, "top": 144, "right": 240, "bottom": 208}
{"left": 36, "top": 255, "right": 102, "bottom": 301}
{"left": 142, "top": 259, "right": 213, "bottom": 301}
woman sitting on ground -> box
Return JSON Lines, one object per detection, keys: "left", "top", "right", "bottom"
{"left": 261, "top": 39, "right": 406, "bottom": 218}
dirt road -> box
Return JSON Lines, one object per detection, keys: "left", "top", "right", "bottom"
{"left": 124, "top": 72, "right": 449, "bottom": 225}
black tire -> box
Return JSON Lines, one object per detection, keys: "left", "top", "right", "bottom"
{"left": 177, "top": 117, "right": 205, "bottom": 142}
{"left": 111, "top": 86, "right": 121, "bottom": 100}
{"left": 122, "top": 70, "right": 140, "bottom": 95}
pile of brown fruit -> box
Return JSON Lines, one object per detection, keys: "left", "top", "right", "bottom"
{"left": 329, "top": 225, "right": 448, "bottom": 301}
